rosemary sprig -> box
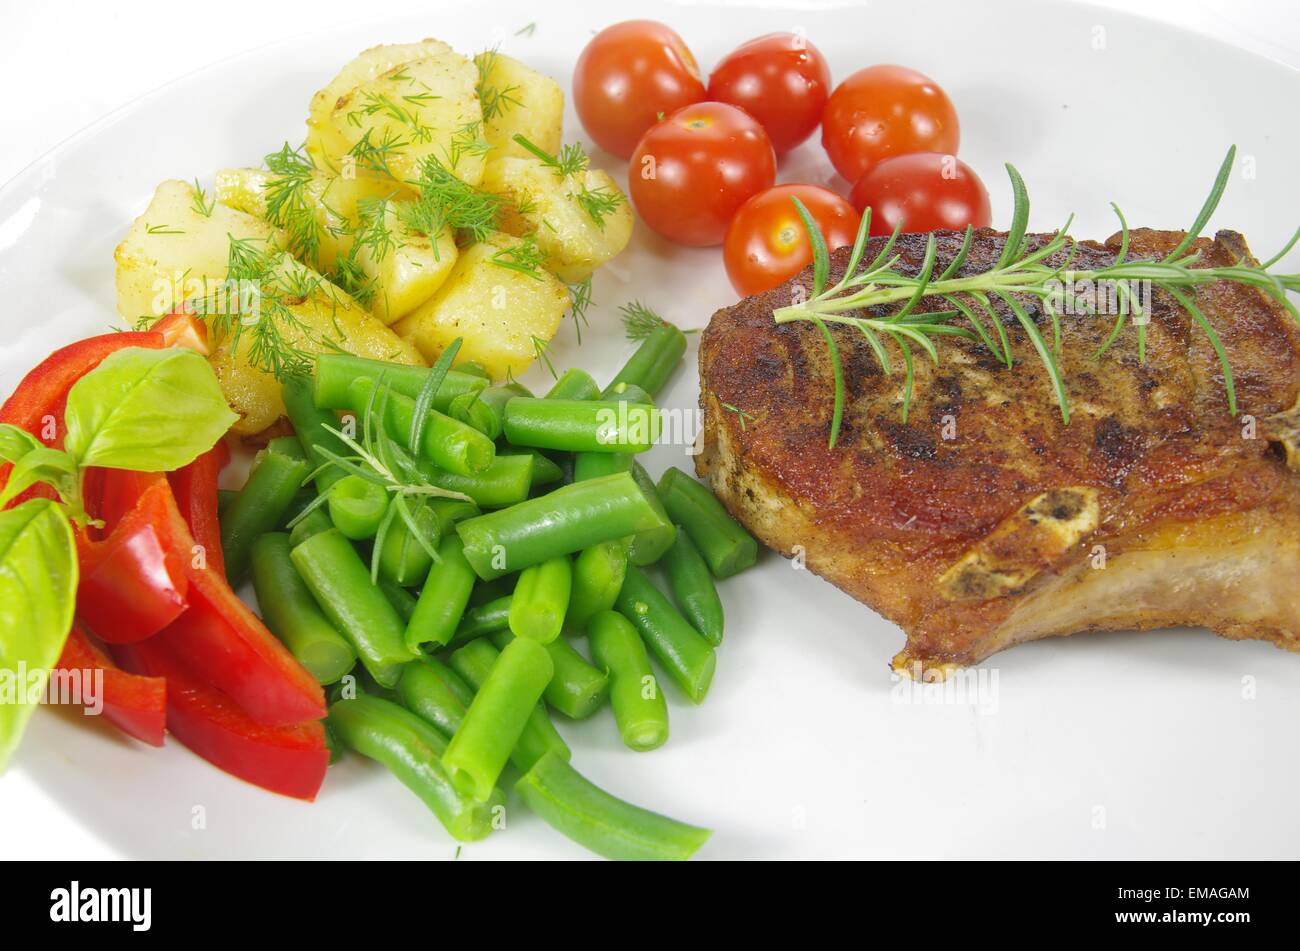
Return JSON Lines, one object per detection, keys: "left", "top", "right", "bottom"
{"left": 772, "top": 146, "right": 1300, "bottom": 448}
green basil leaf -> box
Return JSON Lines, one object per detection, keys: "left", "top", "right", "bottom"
{"left": 0, "top": 447, "right": 78, "bottom": 509}
{"left": 0, "top": 424, "right": 43, "bottom": 466}
{"left": 0, "top": 498, "right": 78, "bottom": 770}
{"left": 63, "top": 347, "right": 237, "bottom": 471}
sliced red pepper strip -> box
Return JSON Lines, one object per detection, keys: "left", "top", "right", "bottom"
{"left": 85, "top": 468, "right": 170, "bottom": 540}
{"left": 152, "top": 309, "right": 209, "bottom": 355}
{"left": 157, "top": 564, "right": 328, "bottom": 726}
{"left": 115, "top": 636, "right": 327, "bottom": 800}
{"left": 76, "top": 479, "right": 190, "bottom": 643}
{"left": 168, "top": 440, "right": 229, "bottom": 577}
{"left": 55, "top": 623, "right": 166, "bottom": 746}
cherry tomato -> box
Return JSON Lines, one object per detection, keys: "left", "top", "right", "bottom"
{"left": 821, "top": 65, "right": 960, "bottom": 183}
{"left": 629, "top": 102, "right": 777, "bottom": 247}
{"left": 850, "top": 152, "right": 991, "bottom": 235}
{"left": 723, "top": 184, "right": 861, "bottom": 295}
{"left": 573, "top": 20, "right": 706, "bottom": 159}
{"left": 706, "top": 33, "right": 832, "bottom": 154}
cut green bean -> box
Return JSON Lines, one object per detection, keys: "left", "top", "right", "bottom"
{"left": 332, "top": 376, "right": 495, "bottom": 477}
{"left": 406, "top": 535, "right": 477, "bottom": 651}
{"left": 289, "top": 506, "right": 333, "bottom": 547}
{"left": 379, "top": 578, "right": 419, "bottom": 623}
{"left": 283, "top": 374, "right": 350, "bottom": 495}
{"left": 508, "top": 555, "right": 572, "bottom": 644}
{"left": 451, "top": 594, "right": 513, "bottom": 645}
{"left": 661, "top": 527, "right": 724, "bottom": 645}
{"left": 313, "top": 352, "right": 487, "bottom": 411}
{"left": 449, "top": 639, "right": 570, "bottom": 771}
{"left": 627, "top": 462, "right": 676, "bottom": 566}
{"left": 615, "top": 565, "right": 715, "bottom": 704}
{"left": 250, "top": 533, "right": 356, "bottom": 684}
{"left": 328, "top": 693, "right": 500, "bottom": 842}
{"left": 448, "top": 386, "right": 517, "bottom": 441}
{"left": 601, "top": 380, "right": 656, "bottom": 406}
{"left": 327, "top": 474, "right": 390, "bottom": 540}
{"left": 414, "top": 454, "right": 533, "bottom": 509}
{"left": 217, "top": 488, "right": 236, "bottom": 516}
{"left": 516, "top": 751, "right": 709, "bottom": 860}
{"left": 572, "top": 451, "right": 632, "bottom": 483}
{"left": 444, "top": 638, "right": 554, "bottom": 800}
{"left": 566, "top": 538, "right": 629, "bottom": 632}
{"left": 607, "top": 321, "right": 687, "bottom": 398}
{"left": 456, "top": 472, "right": 671, "bottom": 580}
{"left": 545, "top": 367, "right": 601, "bottom": 401}
{"left": 499, "top": 446, "right": 564, "bottom": 487}
{"left": 376, "top": 501, "right": 441, "bottom": 587}
{"left": 291, "top": 528, "right": 414, "bottom": 687}
{"left": 429, "top": 496, "right": 481, "bottom": 535}
{"left": 468, "top": 574, "right": 516, "bottom": 607}
{"left": 657, "top": 466, "right": 758, "bottom": 578}
{"left": 220, "top": 438, "right": 311, "bottom": 584}
{"left": 588, "top": 610, "right": 669, "bottom": 752}
{"left": 491, "top": 629, "right": 608, "bottom": 720}
{"left": 396, "top": 656, "right": 475, "bottom": 739}
{"left": 279, "top": 489, "right": 316, "bottom": 528}
{"left": 503, "top": 398, "right": 658, "bottom": 454}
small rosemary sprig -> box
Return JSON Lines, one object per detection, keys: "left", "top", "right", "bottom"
{"left": 772, "top": 145, "right": 1300, "bottom": 448}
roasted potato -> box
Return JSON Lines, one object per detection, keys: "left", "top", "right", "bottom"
{"left": 473, "top": 51, "right": 564, "bottom": 160}
{"left": 395, "top": 233, "right": 569, "bottom": 380}
{"left": 483, "top": 157, "right": 633, "bottom": 282}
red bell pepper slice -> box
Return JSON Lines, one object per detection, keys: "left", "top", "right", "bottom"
{"left": 152, "top": 309, "right": 209, "bottom": 355}
{"left": 168, "top": 440, "right": 229, "bottom": 577}
{"left": 76, "top": 478, "right": 190, "bottom": 643}
{"left": 55, "top": 623, "right": 166, "bottom": 746}
{"left": 115, "top": 636, "right": 327, "bottom": 800}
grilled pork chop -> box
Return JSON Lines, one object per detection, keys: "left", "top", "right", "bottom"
{"left": 697, "top": 227, "right": 1300, "bottom": 673}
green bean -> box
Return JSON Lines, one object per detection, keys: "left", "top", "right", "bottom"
{"left": 607, "top": 321, "right": 687, "bottom": 398}
{"left": 376, "top": 501, "right": 441, "bottom": 587}
{"left": 328, "top": 693, "right": 500, "bottom": 842}
{"left": 396, "top": 657, "right": 474, "bottom": 739}
{"left": 516, "top": 751, "right": 710, "bottom": 860}
{"left": 491, "top": 629, "right": 608, "bottom": 720}
{"left": 451, "top": 595, "right": 513, "bottom": 645}
{"left": 217, "top": 488, "right": 235, "bottom": 515}
{"left": 588, "top": 610, "right": 669, "bottom": 751}
{"left": 414, "top": 454, "right": 533, "bottom": 509}
{"left": 313, "top": 352, "right": 487, "bottom": 411}
{"left": 572, "top": 451, "right": 632, "bottom": 483}
{"left": 566, "top": 538, "right": 629, "bottom": 632}
{"left": 379, "top": 578, "right": 418, "bottom": 623}
{"left": 468, "top": 574, "right": 516, "bottom": 607}
{"left": 615, "top": 565, "right": 715, "bottom": 704}
{"left": 337, "top": 377, "right": 495, "bottom": 477}
{"left": 250, "top": 533, "right": 356, "bottom": 684}
{"left": 406, "top": 535, "right": 476, "bottom": 651}
{"left": 279, "top": 489, "right": 316, "bottom": 528}
{"left": 429, "top": 496, "right": 481, "bottom": 535}
{"left": 326, "top": 474, "right": 390, "bottom": 540}
{"left": 444, "top": 638, "right": 555, "bottom": 799}
{"left": 220, "top": 438, "right": 310, "bottom": 583}
{"left": 661, "top": 527, "right": 724, "bottom": 645}
{"left": 282, "top": 374, "right": 350, "bottom": 495}
{"left": 448, "top": 386, "right": 517, "bottom": 440}
{"left": 627, "top": 461, "right": 677, "bottom": 566}
{"left": 449, "top": 639, "right": 570, "bottom": 771}
{"left": 289, "top": 506, "right": 333, "bottom": 547}
{"left": 503, "top": 398, "right": 658, "bottom": 454}
{"left": 657, "top": 467, "right": 758, "bottom": 578}
{"left": 291, "top": 528, "right": 414, "bottom": 687}
{"left": 499, "top": 446, "right": 564, "bottom": 487}
{"left": 456, "top": 472, "right": 671, "bottom": 580}
{"left": 545, "top": 368, "right": 601, "bottom": 402}
{"left": 600, "top": 381, "right": 656, "bottom": 406}
{"left": 508, "top": 555, "right": 572, "bottom": 643}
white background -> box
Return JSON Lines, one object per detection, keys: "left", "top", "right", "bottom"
{"left": 3, "top": 0, "right": 1299, "bottom": 859}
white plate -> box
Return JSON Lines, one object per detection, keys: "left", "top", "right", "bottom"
{"left": 4, "top": 0, "right": 1299, "bottom": 860}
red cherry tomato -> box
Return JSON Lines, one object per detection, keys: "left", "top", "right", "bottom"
{"left": 629, "top": 102, "right": 777, "bottom": 247}
{"left": 573, "top": 20, "right": 706, "bottom": 159}
{"left": 850, "top": 152, "right": 991, "bottom": 235}
{"left": 706, "top": 33, "right": 832, "bottom": 154}
{"left": 821, "top": 65, "right": 960, "bottom": 183}
{"left": 723, "top": 184, "right": 861, "bottom": 295}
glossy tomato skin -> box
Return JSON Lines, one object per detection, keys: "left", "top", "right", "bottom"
{"left": 629, "top": 102, "right": 777, "bottom": 247}
{"left": 850, "top": 152, "right": 991, "bottom": 235}
{"left": 573, "top": 20, "right": 706, "bottom": 159}
{"left": 706, "top": 33, "right": 832, "bottom": 154}
{"left": 723, "top": 184, "right": 861, "bottom": 295}
{"left": 821, "top": 65, "right": 960, "bottom": 184}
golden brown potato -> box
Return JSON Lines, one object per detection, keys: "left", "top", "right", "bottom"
{"left": 473, "top": 51, "right": 564, "bottom": 160}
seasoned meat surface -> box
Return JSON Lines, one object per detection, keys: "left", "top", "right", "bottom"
{"left": 697, "top": 227, "right": 1300, "bottom": 672}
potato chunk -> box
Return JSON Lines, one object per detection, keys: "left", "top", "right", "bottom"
{"left": 394, "top": 234, "right": 569, "bottom": 380}
{"left": 483, "top": 157, "right": 633, "bottom": 282}
{"left": 473, "top": 51, "right": 564, "bottom": 160}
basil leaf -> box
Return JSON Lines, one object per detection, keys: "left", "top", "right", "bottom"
{"left": 0, "top": 447, "right": 78, "bottom": 509}
{"left": 0, "top": 498, "right": 78, "bottom": 770}
{"left": 63, "top": 347, "right": 237, "bottom": 471}
{"left": 0, "top": 424, "right": 43, "bottom": 465}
